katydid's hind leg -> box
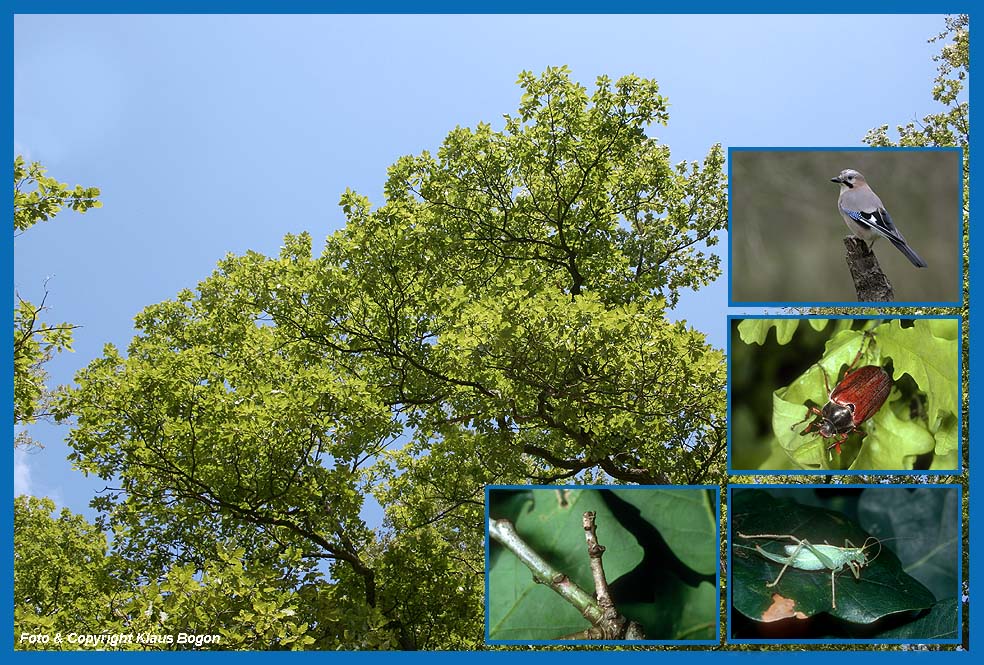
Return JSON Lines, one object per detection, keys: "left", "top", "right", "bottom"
{"left": 762, "top": 540, "right": 805, "bottom": 589}
{"left": 737, "top": 533, "right": 804, "bottom": 542}
{"left": 742, "top": 534, "right": 849, "bottom": 573}
{"left": 737, "top": 534, "right": 810, "bottom": 588}
{"left": 831, "top": 569, "right": 837, "bottom": 609}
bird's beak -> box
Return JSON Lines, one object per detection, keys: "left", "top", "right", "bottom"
{"left": 830, "top": 176, "right": 843, "bottom": 184}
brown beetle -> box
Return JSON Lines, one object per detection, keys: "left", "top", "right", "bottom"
{"left": 797, "top": 364, "right": 892, "bottom": 454}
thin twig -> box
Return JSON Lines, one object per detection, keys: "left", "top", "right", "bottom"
{"left": 489, "top": 518, "right": 604, "bottom": 627}
{"left": 490, "top": 512, "right": 645, "bottom": 640}
{"left": 583, "top": 511, "right": 616, "bottom": 612}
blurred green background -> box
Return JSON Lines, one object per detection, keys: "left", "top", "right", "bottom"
{"left": 730, "top": 319, "right": 837, "bottom": 472}
{"left": 730, "top": 150, "right": 961, "bottom": 303}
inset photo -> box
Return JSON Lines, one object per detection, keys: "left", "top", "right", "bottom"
{"left": 729, "top": 486, "right": 961, "bottom": 644}
{"left": 485, "top": 486, "right": 719, "bottom": 644}
{"left": 729, "top": 148, "right": 962, "bottom": 305}
{"left": 729, "top": 317, "right": 961, "bottom": 474}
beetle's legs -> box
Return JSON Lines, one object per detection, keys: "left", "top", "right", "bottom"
{"left": 792, "top": 405, "right": 826, "bottom": 432}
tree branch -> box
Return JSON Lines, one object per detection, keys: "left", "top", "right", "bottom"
{"left": 844, "top": 236, "right": 894, "bottom": 302}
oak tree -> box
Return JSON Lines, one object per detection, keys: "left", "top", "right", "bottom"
{"left": 59, "top": 68, "right": 727, "bottom": 648}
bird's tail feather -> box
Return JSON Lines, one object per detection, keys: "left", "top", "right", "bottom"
{"left": 892, "top": 239, "right": 928, "bottom": 268}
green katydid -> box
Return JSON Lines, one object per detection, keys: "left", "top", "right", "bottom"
{"left": 736, "top": 532, "right": 884, "bottom": 610}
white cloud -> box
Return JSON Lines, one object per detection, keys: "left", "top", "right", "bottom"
{"left": 14, "top": 445, "right": 33, "bottom": 496}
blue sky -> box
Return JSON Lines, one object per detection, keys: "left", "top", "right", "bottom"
{"left": 13, "top": 14, "right": 951, "bottom": 520}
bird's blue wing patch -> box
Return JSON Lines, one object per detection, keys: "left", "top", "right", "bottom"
{"left": 841, "top": 207, "right": 873, "bottom": 228}
{"left": 841, "top": 206, "right": 906, "bottom": 244}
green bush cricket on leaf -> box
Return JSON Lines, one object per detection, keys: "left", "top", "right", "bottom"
{"left": 736, "top": 532, "right": 884, "bottom": 610}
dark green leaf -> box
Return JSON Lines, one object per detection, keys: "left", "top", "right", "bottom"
{"left": 732, "top": 490, "right": 935, "bottom": 624}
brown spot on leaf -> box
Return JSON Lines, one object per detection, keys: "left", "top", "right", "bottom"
{"left": 760, "top": 593, "right": 808, "bottom": 622}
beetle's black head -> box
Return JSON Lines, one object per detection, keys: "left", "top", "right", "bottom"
{"left": 820, "top": 402, "right": 857, "bottom": 436}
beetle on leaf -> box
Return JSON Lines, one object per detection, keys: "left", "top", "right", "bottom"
{"left": 792, "top": 335, "right": 892, "bottom": 455}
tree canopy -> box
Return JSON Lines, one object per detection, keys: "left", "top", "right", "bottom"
{"left": 38, "top": 67, "right": 727, "bottom": 649}
{"left": 864, "top": 15, "right": 968, "bottom": 153}
{"left": 14, "top": 156, "right": 101, "bottom": 448}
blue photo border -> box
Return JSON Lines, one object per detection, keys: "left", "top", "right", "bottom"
{"left": 727, "top": 483, "right": 963, "bottom": 646}
{"left": 727, "top": 146, "right": 964, "bottom": 308}
{"left": 4, "top": 4, "right": 977, "bottom": 660}
{"left": 484, "top": 484, "right": 722, "bottom": 646}
{"left": 726, "top": 314, "right": 963, "bottom": 477}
